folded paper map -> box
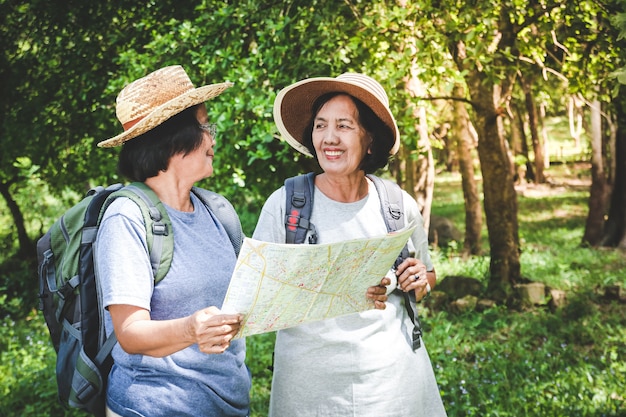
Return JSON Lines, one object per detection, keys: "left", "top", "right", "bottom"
{"left": 222, "top": 224, "right": 416, "bottom": 338}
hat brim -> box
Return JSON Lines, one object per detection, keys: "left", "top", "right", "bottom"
{"left": 98, "top": 82, "right": 233, "bottom": 148}
{"left": 273, "top": 77, "right": 400, "bottom": 157}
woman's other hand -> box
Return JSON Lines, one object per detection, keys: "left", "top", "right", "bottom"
{"left": 395, "top": 257, "right": 435, "bottom": 302}
{"left": 367, "top": 276, "right": 390, "bottom": 310}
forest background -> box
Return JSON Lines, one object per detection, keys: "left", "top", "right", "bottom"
{"left": 1, "top": 1, "right": 626, "bottom": 416}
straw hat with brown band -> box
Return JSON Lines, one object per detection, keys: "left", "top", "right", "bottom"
{"left": 98, "top": 65, "right": 233, "bottom": 148}
{"left": 272, "top": 73, "right": 400, "bottom": 157}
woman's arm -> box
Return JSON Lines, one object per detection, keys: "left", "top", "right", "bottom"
{"left": 109, "top": 304, "right": 242, "bottom": 357}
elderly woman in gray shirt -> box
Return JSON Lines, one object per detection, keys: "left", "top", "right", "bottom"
{"left": 96, "top": 66, "right": 250, "bottom": 417}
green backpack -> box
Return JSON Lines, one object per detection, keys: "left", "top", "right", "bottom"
{"left": 36, "top": 182, "right": 243, "bottom": 417}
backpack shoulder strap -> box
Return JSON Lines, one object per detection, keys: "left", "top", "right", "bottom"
{"left": 284, "top": 172, "right": 317, "bottom": 244}
{"left": 367, "top": 174, "right": 404, "bottom": 233}
{"left": 191, "top": 187, "right": 244, "bottom": 256}
{"left": 367, "top": 174, "right": 409, "bottom": 264}
{"left": 368, "top": 175, "right": 422, "bottom": 350}
{"left": 101, "top": 182, "right": 173, "bottom": 284}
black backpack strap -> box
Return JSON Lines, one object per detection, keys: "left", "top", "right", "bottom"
{"left": 80, "top": 185, "right": 123, "bottom": 353}
{"left": 368, "top": 174, "right": 422, "bottom": 350}
{"left": 73, "top": 184, "right": 123, "bottom": 410}
{"left": 284, "top": 172, "right": 318, "bottom": 244}
{"left": 191, "top": 187, "right": 244, "bottom": 256}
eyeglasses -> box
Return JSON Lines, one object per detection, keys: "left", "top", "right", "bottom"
{"left": 199, "top": 123, "right": 217, "bottom": 138}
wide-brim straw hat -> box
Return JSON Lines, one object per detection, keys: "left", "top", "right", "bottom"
{"left": 273, "top": 73, "right": 400, "bottom": 157}
{"left": 98, "top": 65, "right": 233, "bottom": 147}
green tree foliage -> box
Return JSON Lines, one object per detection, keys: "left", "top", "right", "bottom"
{"left": 3, "top": 0, "right": 626, "bottom": 294}
{"left": 0, "top": 0, "right": 199, "bottom": 252}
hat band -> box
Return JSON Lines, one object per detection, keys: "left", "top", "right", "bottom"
{"left": 122, "top": 116, "right": 144, "bottom": 131}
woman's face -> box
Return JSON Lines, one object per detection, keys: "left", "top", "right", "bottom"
{"left": 169, "top": 104, "right": 216, "bottom": 181}
{"left": 311, "top": 94, "right": 371, "bottom": 177}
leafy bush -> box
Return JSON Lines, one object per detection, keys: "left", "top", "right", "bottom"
{"left": 0, "top": 257, "right": 39, "bottom": 319}
{"left": 247, "top": 333, "right": 276, "bottom": 415}
{"left": 0, "top": 311, "right": 81, "bottom": 417}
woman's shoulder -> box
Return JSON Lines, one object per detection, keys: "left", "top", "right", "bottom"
{"left": 262, "top": 186, "right": 287, "bottom": 211}
{"left": 368, "top": 177, "right": 420, "bottom": 217}
{"left": 101, "top": 195, "right": 144, "bottom": 223}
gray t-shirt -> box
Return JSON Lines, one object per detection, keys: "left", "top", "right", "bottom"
{"left": 96, "top": 192, "right": 250, "bottom": 417}
{"left": 253, "top": 178, "right": 446, "bottom": 417}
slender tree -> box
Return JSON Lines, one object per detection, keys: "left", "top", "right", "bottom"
{"left": 450, "top": 83, "right": 483, "bottom": 256}
{"left": 583, "top": 101, "right": 611, "bottom": 245}
{"left": 519, "top": 73, "right": 546, "bottom": 183}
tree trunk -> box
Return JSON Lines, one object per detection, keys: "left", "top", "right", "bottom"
{"left": 414, "top": 103, "right": 435, "bottom": 232}
{"left": 520, "top": 74, "right": 546, "bottom": 183}
{"left": 391, "top": 143, "right": 408, "bottom": 191}
{"left": 600, "top": 93, "right": 626, "bottom": 248}
{"left": 401, "top": 74, "right": 435, "bottom": 231}
{"left": 451, "top": 54, "right": 520, "bottom": 303}
{"left": 509, "top": 105, "right": 523, "bottom": 156}
{"left": 513, "top": 104, "right": 535, "bottom": 182}
{"left": 582, "top": 100, "right": 610, "bottom": 246}
{"left": 568, "top": 95, "right": 584, "bottom": 149}
{"left": 0, "top": 180, "right": 35, "bottom": 258}
{"left": 540, "top": 103, "right": 550, "bottom": 169}
{"left": 451, "top": 83, "right": 483, "bottom": 255}
{"left": 474, "top": 90, "right": 521, "bottom": 301}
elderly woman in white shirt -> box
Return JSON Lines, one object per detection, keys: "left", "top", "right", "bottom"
{"left": 253, "top": 73, "right": 447, "bottom": 417}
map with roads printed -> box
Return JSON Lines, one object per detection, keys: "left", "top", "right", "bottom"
{"left": 222, "top": 225, "right": 416, "bottom": 338}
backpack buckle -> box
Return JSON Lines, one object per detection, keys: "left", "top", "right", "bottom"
{"left": 388, "top": 204, "right": 401, "bottom": 220}
{"left": 57, "top": 282, "right": 74, "bottom": 301}
{"left": 153, "top": 223, "right": 168, "bottom": 236}
{"left": 291, "top": 193, "right": 306, "bottom": 208}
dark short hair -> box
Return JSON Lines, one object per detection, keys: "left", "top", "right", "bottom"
{"left": 118, "top": 105, "right": 204, "bottom": 182}
{"left": 302, "top": 92, "right": 394, "bottom": 173}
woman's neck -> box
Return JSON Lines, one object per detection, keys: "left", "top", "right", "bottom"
{"left": 315, "top": 172, "right": 369, "bottom": 203}
{"left": 144, "top": 174, "right": 194, "bottom": 212}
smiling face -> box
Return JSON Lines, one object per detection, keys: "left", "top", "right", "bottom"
{"left": 311, "top": 94, "right": 372, "bottom": 179}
